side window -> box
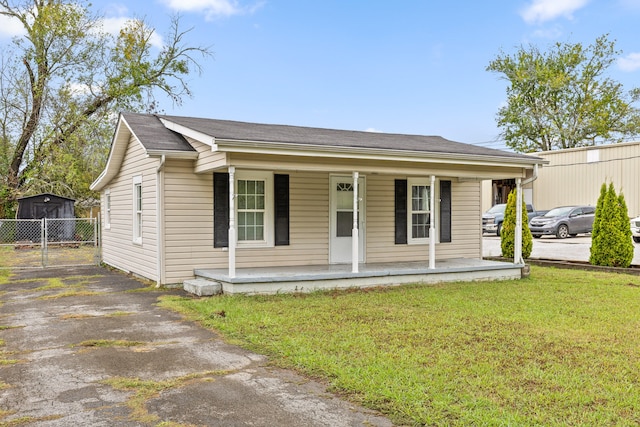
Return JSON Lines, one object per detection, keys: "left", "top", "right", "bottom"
{"left": 133, "top": 176, "right": 142, "bottom": 244}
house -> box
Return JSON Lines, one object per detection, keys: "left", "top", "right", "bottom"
{"left": 91, "top": 112, "right": 545, "bottom": 294}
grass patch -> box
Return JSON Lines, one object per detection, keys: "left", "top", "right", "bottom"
{"left": 61, "top": 311, "right": 133, "bottom": 320}
{"left": 34, "top": 278, "right": 66, "bottom": 291}
{"left": 159, "top": 266, "right": 640, "bottom": 426}
{"left": 0, "top": 326, "right": 23, "bottom": 331}
{"left": 0, "top": 268, "right": 10, "bottom": 285}
{"left": 37, "top": 290, "right": 100, "bottom": 300}
{"left": 75, "top": 339, "right": 146, "bottom": 348}
{"left": 0, "top": 414, "right": 63, "bottom": 426}
{"left": 101, "top": 371, "right": 227, "bottom": 424}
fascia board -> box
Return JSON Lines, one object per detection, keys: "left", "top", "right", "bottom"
{"left": 90, "top": 116, "right": 131, "bottom": 191}
{"left": 159, "top": 117, "right": 216, "bottom": 147}
{"left": 214, "top": 139, "right": 547, "bottom": 168}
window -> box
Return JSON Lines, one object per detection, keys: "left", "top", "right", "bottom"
{"left": 395, "top": 179, "right": 450, "bottom": 245}
{"left": 236, "top": 171, "right": 273, "bottom": 247}
{"left": 105, "top": 189, "right": 111, "bottom": 229}
{"left": 409, "top": 179, "right": 431, "bottom": 243}
{"left": 133, "top": 176, "right": 142, "bottom": 244}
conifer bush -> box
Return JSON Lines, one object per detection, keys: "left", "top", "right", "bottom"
{"left": 500, "top": 190, "right": 533, "bottom": 259}
{"left": 590, "top": 182, "right": 634, "bottom": 267}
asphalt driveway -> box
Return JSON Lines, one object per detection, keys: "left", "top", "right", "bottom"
{"left": 483, "top": 235, "right": 640, "bottom": 265}
{"left": 0, "top": 266, "right": 393, "bottom": 426}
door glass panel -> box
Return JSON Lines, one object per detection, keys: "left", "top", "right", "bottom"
{"left": 336, "top": 183, "right": 353, "bottom": 209}
{"left": 336, "top": 211, "right": 352, "bottom": 237}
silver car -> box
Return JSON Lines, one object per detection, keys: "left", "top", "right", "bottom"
{"left": 529, "top": 206, "right": 595, "bottom": 239}
{"left": 631, "top": 216, "right": 640, "bottom": 243}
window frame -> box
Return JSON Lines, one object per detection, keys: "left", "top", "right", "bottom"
{"left": 407, "top": 177, "right": 438, "bottom": 245}
{"left": 235, "top": 170, "right": 274, "bottom": 248}
{"left": 132, "top": 176, "right": 142, "bottom": 245}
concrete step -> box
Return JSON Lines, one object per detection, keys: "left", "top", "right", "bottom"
{"left": 183, "top": 278, "right": 222, "bottom": 296}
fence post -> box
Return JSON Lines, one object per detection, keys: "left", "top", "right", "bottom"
{"left": 41, "top": 218, "right": 47, "bottom": 267}
{"left": 93, "top": 217, "right": 100, "bottom": 265}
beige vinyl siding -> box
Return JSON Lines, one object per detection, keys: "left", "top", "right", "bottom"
{"left": 189, "top": 138, "right": 227, "bottom": 173}
{"left": 366, "top": 176, "right": 481, "bottom": 263}
{"left": 235, "top": 171, "right": 329, "bottom": 268}
{"left": 438, "top": 180, "right": 482, "bottom": 259}
{"left": 163, "top": 168, "right": 332, "bottom": 283}
{"left": 100, "top": 136, "right": 158, "bottom": 282}
{"left": 163, "top": 158, "right": 219, "bottom": 284}
{"left": 533, "top": 142, "right": 640, "bottom": 215}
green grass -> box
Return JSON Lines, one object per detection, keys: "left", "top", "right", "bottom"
{"left": 159, "top": 266, "right": 640, "bottom": 426}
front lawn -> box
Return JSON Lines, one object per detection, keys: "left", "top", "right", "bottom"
{"left": 159, "top": 266, "right": 640, "bottom": 426}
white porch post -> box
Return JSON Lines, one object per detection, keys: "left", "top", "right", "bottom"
{"left": 514, "top": 177, "right": 522, "bottom": 265}
{"left": 429, "top": 175, "right": 436, "bottom": 269}
{"left": 352, "top": 171, "right": 359, "bottom": 273}
{"left": 228, "top": 166, "right": 236, "bottom": 278}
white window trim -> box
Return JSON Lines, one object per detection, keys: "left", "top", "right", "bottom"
{"left": 132, "top": 175, "right": 143, "bottom": 245}
{"left": 104, "top": 188, "right": 111, "bottom": 230}
{"left": 407, "top": 177, "right": 439, "bottom": 245}
{"left": 235, "top": 170, "right": 274, "bottom": 248}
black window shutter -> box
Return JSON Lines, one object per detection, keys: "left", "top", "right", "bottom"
{"left": 395, "top": 179, "right": 407, "bottom": 244}
{"left": 213, "top": 172, "right": 229, "bottom": 248}
{"left": 274, "top": 174, "right": 290, "bottom": 246}
{"left": 440, "top": 180, "right": 452, "bottom": 243}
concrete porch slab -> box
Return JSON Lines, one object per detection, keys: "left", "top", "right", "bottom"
{"left": 194, "top": 258, "right": 525, "bottom": 295}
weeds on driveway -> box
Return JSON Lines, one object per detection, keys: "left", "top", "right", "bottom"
{"left": 101, "top": 371, "right": 229, "bottom": 425}
{"left": 160, "top": 266, "right": 640, "bottom": 426}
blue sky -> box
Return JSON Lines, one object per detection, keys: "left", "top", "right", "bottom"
{"left": 5, "top": 0, "right": 640, "bottom": 151}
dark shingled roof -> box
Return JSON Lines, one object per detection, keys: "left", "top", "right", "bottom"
{"left": 156, "top": 114, "right": 539, "bottom": 161}
{"left": 122, "top": 112, "right": 195, "bottom": 152}
{"left": 121, "top": 112, "right": 541, "bottom": 163}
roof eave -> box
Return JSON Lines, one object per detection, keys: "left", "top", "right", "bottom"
{"left": 146, "top": 150, "right": 199, "bottom": 159}
{"left": 214, "top": 139, "right": 547, "bottom": 168}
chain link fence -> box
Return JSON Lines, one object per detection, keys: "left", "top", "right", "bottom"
{"left": 0, "top": 218, "right": 100, "bottom": 269}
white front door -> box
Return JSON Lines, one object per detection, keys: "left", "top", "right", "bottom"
{"left": 329, "top": 175, "right": 365, "bottom": 264}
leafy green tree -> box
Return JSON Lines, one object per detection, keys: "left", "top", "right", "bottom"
{"left": 590, "top": 182, "right": 634, "bottom": 267}
{"left": 0, "top": 0, "right": 212, "bottom": 217}
{"left": 487, "top": 34, "right": 640, "bottom": 153}
{"left": 615, "top": 192, "right": 634, "bottom": 266}
{"left": 501, "top": 189, "right": 533, "bottom": 259}
{"left": 591, "top": 182, "right": 607, "bottom": 240}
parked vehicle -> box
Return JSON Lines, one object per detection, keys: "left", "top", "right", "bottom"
{"left": 482, "top": 203, "right": 547, "bottom": 236}
{"left": 631, "top": 216, "right": 640, "bottom": 243}
{"left": 529, "top": 205, "right": 595, "bottom": 239}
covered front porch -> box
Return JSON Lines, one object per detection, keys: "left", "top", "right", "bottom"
{"left": 186, "top": 258, "right": 526, "bottom": 295}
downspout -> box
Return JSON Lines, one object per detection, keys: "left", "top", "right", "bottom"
{"left": 156, "top": 155, "right": 166, "bottom": 287}
{"left": 515, "top": 164, "right": 539, "bottom": 265}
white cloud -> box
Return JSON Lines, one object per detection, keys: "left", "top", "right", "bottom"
{"left": 159, "top": 0, "right": 262, "bottom": 20}
{"left": 364, "top": 128, "right": 382, "bottom": 133}
{"left": 618, "top": 53, "right": 640, "bottom": 72}
{"left": 520, "top": 0, "right": 589, "bottom": 24}
{"left": 0, "top": 14, "right": 26, "bottom": 38}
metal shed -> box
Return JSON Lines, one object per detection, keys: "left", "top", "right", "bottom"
{"left": 16, "top": 193, "right": 76, "bottom": 242}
